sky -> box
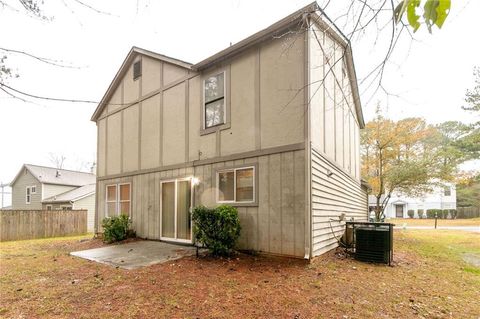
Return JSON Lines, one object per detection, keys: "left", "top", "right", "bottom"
{"left": 0, "top": 0, "right": 479, "bottom": 207}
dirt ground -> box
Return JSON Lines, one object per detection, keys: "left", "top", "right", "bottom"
{"left": 1, "top": 230, "right": 479, "bottom": 319}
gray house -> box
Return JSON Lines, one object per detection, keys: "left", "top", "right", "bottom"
{"left": 10, "top": 164, "right": 96, "bottom": 232}
{"left": 92, "top": 2, "right": 368, "bottom": 258}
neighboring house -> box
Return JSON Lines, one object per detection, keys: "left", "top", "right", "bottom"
{"left": 91, "top": 2, "right": 368, "bottom": 259}
{"left": 42, "top": 184, "right": 96, "bottom": 231}
{"left": 9, "top": 164, "right": 96, "bottom": 232}
{"left": 368, "top": 183, "right": 457, "bottom": 218}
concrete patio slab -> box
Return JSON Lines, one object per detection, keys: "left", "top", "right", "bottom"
{"left": 70, "top": 240, "right": 197, "bottom": 269}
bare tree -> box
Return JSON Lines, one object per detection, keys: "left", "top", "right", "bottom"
{"left": 48, "top": 153, "right": 66, "bottom": 169}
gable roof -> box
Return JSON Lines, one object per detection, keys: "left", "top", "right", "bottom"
{"left": 192, "top": 2, "right": 318, "bottom": 71}
{"left": 90, "top": 47, "right": 193, "bottom": 121}
{"left": 42, "top": 183, "right": 95, "bottom": 203}
{"left": 10, "top": 164, "right": 96, "bottom": 187}
{"left": 90, "top": 1, "right": 364, "bottom": 127}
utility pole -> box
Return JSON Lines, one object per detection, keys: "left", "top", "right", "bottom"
{"left": 0, "top": 182, "right": 12, "bottom": 209}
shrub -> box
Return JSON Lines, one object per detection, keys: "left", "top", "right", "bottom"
{"left": 441, "top": 209, "right": 450, "bottom": 219}
{"left": 101, "top": 214, "right": 134, "bottom": 243}
{"left": 417, "top": 209, "right": 424, "bottom": 219}
{"left": 450, "top": 209, "right": 457, "bottom": 219}
{"left": 407, "top": 210, "right": 415, "bottom": 218}
{"left": 426, "top": 209, "right": 444, "bottom": 219}
{"left": 192, "top": 205, "right": 241, "bottom": 256}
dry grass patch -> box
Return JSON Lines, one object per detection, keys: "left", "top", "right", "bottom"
{"left": 1, "top": 231, "right": 479, "bottom": 318}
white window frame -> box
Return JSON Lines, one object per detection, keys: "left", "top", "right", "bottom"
{"left": 46, "top": 205, "right": 52, "bottom": 210}
{"left": 26, "top": 186, "right": 31, "bottom": 204}
{"left": 160, "top": 177, "right": 194, "bottom": 244}
{"left": 203, "top": 71, "right": 226, "bottom": 130}
{"left": 118, "top": 183, "right": 132, "bottom": 216}
{"left": 105, "top": 183, "right": 131, "bottom": 217}
{"left": 31, "top": 185, "right": 36, "bottom": 194}
{"left": 444, "top": 186, "right": 451, "bottom": 197}
{"left": 216, "top": 166, "right": 256, "bottom": 204}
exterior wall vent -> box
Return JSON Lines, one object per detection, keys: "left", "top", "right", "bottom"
{"left": 133, "top": 60, "right": 142, "bottom": 80}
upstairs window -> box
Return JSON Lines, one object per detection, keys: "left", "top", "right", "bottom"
{"left": 31, "top": 186, "right": 36, "bottom": 194}
{"left": 204, "top": 72, "right": 225, "bottom": 128}
{"left": 444, "top": 186, "right": 451, "bottom": 196}
{"left": 26, "top": 187, "right": 31, "bottom": 204}
{"left": 133, "top": 60, "right": 142, "bottom": 80}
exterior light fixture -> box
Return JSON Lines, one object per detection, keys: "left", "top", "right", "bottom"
{"left": 192, "top": 177, "right": 200, "bottom": 186}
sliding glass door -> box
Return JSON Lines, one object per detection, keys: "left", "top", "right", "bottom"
{"left": 160, "top": 178, "right": 192, "bottom": 242}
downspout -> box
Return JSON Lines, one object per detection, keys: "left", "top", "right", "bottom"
{"left": 304, "top": 13, "right": 312, "bottom": 260}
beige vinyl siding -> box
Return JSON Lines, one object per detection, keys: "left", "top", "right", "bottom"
{"left": 73, "top": 194, "right": 96, "bottom": 232}
{"left": 42, "top": 184, "right": 76, "bottom": 201}
{"left": 96, "top": 149, "right": 306, "bottom": 258}
{"left": 311, "top": 147, "right": 367, "bottom": 256}
{"left": 11, "top": 170, "right": 42, "bottom": 210}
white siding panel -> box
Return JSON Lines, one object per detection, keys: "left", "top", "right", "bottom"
{"left": 311, "top": 147, "right": 367, "bottom": 257}
{"left": 73, "top": 194, "right": 96, "bottom": 232}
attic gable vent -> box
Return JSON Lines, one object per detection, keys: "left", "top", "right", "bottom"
{"left": 133, "top": 60, "right": 142, "bottom": 80}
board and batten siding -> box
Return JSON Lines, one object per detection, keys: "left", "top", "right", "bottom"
{"left": 308, "top": 22, "right": 360, "bottom": 179}
{"left": 96, "top": 149, "right": 307, "bottom": 258}
{"left": 95, "top": 27, "right": 306, "bottom": 180}
{"left": 311, "top": 147, "right": 367, "bottom": 256}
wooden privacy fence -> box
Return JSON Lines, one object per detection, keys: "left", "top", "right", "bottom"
{"left": 0, "top": 210, "right": 87, "bottom": 242}
{"left": 457, "top": 207, "right": 480, "bottom": 219}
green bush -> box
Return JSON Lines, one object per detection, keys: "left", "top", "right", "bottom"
{"left": 441, "top": 209, "right": 450, "bottom": 219}
{"left": 101, "top": 214, "right": 134, "bottom": 243}
{"left": 449, "top": 209, "right": 457, "bottom": 219}
{"left": 426, "top": 209, "right": 444, "bottom": 219}
{"left": 192, "top": 205, "right": 241, "bottom": 256}
{"left": 407, "top": 210, "right": 415, "bottom": 218}
{"left": 417, "top": 209, "right": 424, "bottom": 219}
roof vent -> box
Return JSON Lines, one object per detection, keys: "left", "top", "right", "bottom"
{"left": 56, "top": 170, "right": 61, "bottom": 178}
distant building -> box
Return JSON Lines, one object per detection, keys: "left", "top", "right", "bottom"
{"left": 9, "top": 164, "right": 96, "bottom": 232}
{"left": 368, "top": 183, "right": 456, "bottom": 218}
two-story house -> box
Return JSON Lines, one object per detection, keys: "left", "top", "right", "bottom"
{"left": 369, "top": 183, "right": 457, "bottom": 218}
{"left": 10, "top": 164, "right": 96, "bottom": 231}
{"left": 91, "top": 2, "right": 368, "bottom": 259}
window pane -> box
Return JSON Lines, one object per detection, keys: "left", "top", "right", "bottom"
{"left": 177, "top": 180, "right": 191, "bottom": 240}
{"left": 107, "top": 202, "right": 116, "bottom": 216}
{"left": 162, "top": 182, "right": 175, "bottom": 238}
{"left": 205, "top": 99, "right": 224, "bottom": 128}
{"left": 204, "top": 73, "right": 224, "bottom": 103}
{"left": 218, "top": 171, "right": 234, "bottom": 201}
{"left": 120, "top": 202, "right": 130, "bottom": 216}
{"left": 236, "top": 168, "right": 254, "bottom": 202}
{"left": 107, "top": 185, "right": 117, "bottom": 201}
{"left": 120, "top": 184, "right": 130, "bottom": 201}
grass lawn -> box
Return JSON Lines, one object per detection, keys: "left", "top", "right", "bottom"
{"left": 387, "top": 217, "right": 480, "bottom": 227}
{"left": 1, "top": 231, "right": 479, "bottom": 318}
